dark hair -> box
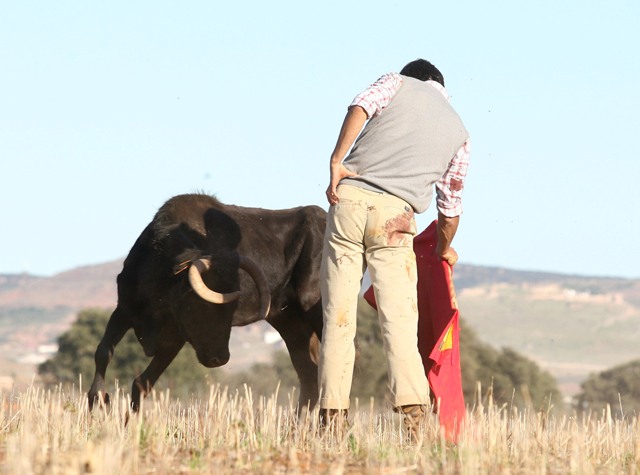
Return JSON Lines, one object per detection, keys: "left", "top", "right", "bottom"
{"left": 400, "top": 59, "right": 445, "bottom": 87}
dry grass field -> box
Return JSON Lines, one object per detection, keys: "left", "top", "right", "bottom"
{"left": 1, "top": 383, "right": 639, "bottom": 474}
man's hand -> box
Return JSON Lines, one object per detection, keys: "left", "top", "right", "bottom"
{"left": 326, "top": 163, "right": 358, "bottom": 205}
{"left": 325, "top": 106, "right": 367, "bottom": 205}
{"left": 438, "top": 246, "right": 458, "bottom": 266}
{"left": 436, "top": 213, "right": 460, "bottom": 266}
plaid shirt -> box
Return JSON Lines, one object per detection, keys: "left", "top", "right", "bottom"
{"left": 350, "top": 73, "right": 471, "bottom": 217}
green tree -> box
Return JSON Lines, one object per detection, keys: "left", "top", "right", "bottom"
{"left": 574, "top": 359, "right": 640, "bottom": 417}
{"left": 215, "top": 299, "right": 390, "bottom": 407}
{"left": 460, "top": 320, "right": 563, "bottom": 410}
{"left": 38, "top": 308, "right": 218, "bottom": 398}
{"left": 38, "top": 308, "right": 118, "bottom": 385}
{"left": 43, "top": 304, "right": 565, "bottom": 412}
{"left": 232, "top": 296, "right": 390, "bottom": 407}
{"left": 223, "top": 304, "right": 564, "bottom": 412}
{"left": 348, "top": 297, "right": 563, "bottom": 410}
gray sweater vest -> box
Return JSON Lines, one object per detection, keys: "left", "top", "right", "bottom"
{"left": 341, "top": 76, "right": 469, "bottom": 213}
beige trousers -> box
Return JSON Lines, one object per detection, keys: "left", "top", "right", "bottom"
{"left": 318, "top": 185, "right": 429, "bottom": 409}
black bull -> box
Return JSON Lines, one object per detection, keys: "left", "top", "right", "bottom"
{"left": 88, "top": 193, "right": 326, "bottom": 412}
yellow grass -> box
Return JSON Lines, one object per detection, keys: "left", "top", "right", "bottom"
{"left": 1, "top": 383, "right": 639, "bottom": 474}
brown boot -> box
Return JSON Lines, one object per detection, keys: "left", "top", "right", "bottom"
{"left": 318, "top": 408, "right": 349, "bottom": 437}
{"left": 399, "top": 404, "right": 427, "bottom": 442}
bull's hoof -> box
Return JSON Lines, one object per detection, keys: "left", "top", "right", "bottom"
{"left": 88, "top": 392, "right": 111, "bottom": 412}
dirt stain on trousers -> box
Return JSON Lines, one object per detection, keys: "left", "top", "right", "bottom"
{"left": 383, "top": 209, "right": 414, "bottom": 246}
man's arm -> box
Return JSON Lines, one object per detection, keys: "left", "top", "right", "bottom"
{"left": 434, "top": 139, "right": 470, "bottom": 266}
{"left": 436, "top": 213, "right": 460, "bottom": 266}
{"left": 325, "top": 105, "right": 368, "bottom": 205}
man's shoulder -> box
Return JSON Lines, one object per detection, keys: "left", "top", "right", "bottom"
{"left": 381, "top": 71, "right": 402, "bottom": 80}
{"left": 371, "top": 72, "right": 403, "bottom": 87}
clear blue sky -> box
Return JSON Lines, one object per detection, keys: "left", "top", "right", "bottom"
{"left": 1, "top": 1, "right": 638, "bottom": 279}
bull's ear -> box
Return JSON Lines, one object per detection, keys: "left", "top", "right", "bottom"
{"left": 203, "top": 208, "right": 241, "bottom": 249}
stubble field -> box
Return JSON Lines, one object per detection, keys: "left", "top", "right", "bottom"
{"left": 1, "top": 384, "right": 639, "bottom": 474}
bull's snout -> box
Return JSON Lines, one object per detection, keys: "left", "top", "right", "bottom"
{"left": 197, "top": 351, "right": 230, "bottom": 368}
{"left": 207, "top": 356, "right": 229, "bottom": 368}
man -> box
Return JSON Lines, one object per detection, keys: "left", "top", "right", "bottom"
{"left": 318, "top": 58, "right": 470, "bottom": 438}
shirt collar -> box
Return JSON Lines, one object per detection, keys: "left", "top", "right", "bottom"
{"left": 426, "top": 80, "right": 449, "bottom": 100}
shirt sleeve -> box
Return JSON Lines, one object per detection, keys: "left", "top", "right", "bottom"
{"left": 349, "top": 72, "right": 402, "bottom": 118}
{"left": 435, "top": 139, "right": 471, "bottom": 217}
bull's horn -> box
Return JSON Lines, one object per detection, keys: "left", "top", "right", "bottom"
{"left": 239, "top": 256, "right": 271, "bottom": 319}
{"left": 188, "top": 258, "right": 242, "bottom": 304}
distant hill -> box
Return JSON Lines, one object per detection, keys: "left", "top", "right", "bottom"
{"left": 1, "top": 259, "right": 638, "bottom": 396}
{"left": 0, "top": 261, "right": 122, "bottom": 310}
{"left": 453, "top": 267, "right": 640, "bottom": 395}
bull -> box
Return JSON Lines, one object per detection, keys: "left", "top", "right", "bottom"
{"left": 88, "top": 193, "right": 326, "bottom": 412}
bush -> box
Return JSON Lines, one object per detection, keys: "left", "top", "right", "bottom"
{"left": 460, "top": 320, "right": 563, "bottom": 410}
{"left": 574, "top": 359, "right": 640, "bottom": 417}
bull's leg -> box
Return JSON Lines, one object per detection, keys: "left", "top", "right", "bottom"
{"left": 267, "top": 308, "right": 320, "bottom": 412}
{"left": 130, "top": 342, "right": 184, "bottom": 412}
{"left": 88, "top": 306, "right": 131, "bottom": 411}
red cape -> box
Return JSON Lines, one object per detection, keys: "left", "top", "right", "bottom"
{"left": 363, "top": 220, "right": 465, "bottom": 440}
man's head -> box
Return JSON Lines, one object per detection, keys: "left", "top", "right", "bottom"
{"left": 400, "top": 59, "right": 445, "bottom": 87}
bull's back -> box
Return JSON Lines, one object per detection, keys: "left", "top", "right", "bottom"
{"left": 230, "top": 204, "right": 325, "bottom": 269}
{"left": 226, "top": 204, "right": 326, "bottom": 322}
